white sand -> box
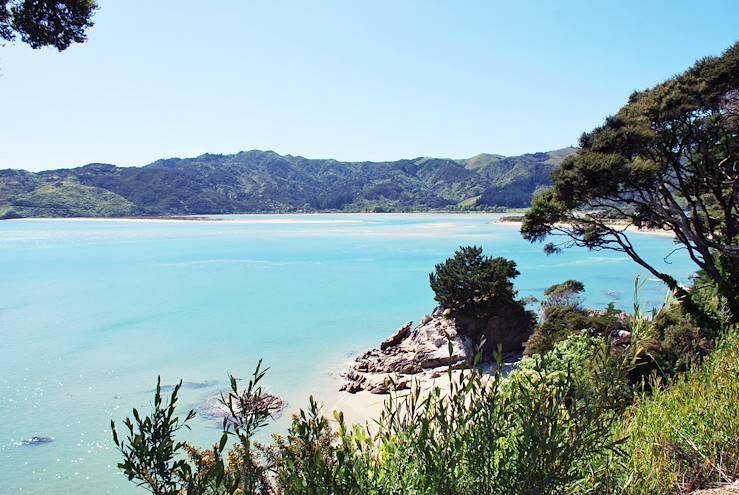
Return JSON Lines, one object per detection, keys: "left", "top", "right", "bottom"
{"left": 497, "top": 219, "right": 676, "bottom": 238}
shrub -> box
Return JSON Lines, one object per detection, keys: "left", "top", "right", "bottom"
{"left": 542, "top": 279, "right": 585, "bottom": 310}
{"left": 525, "top": 304, "right": 625, "bottom": 356}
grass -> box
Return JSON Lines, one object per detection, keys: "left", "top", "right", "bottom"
{"left": 616, "top": 328, "right": 739, "bottom": 494}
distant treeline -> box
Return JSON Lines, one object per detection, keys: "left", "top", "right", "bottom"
{"left": 0, "top": 148, "right": 575, "bottom": 218}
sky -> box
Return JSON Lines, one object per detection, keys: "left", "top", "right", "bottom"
{"left": 1, "top": 1, "right": 738, "bottom": 172}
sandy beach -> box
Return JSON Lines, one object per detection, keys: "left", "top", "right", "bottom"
{"left": 319, "top": 370, "right": 468, "bottom": 426}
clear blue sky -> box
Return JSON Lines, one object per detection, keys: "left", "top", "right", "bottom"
{"left": 1, "top": 0, "right": 738, "bottom": 171}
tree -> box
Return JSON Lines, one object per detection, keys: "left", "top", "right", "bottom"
{"left": 429, "top": 245, "right": 520, "bottom": 319}
{"left": 522, "top": 41, "right": 739, "bottom": 322}
{"left": 1, "top": 0, "right": 97, "bottom": 51}
{"left": 542, "top": 279, "right": 585, "bottom": 310}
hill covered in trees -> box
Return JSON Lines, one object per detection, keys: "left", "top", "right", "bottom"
{"left": 0, "top": 148, "right": 575, "bottom": 218}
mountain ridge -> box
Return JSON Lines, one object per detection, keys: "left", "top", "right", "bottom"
{"left": 0, "top": 147, "right": 577, "bottom": 218}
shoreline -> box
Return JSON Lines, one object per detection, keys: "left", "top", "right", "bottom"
{"left": 8, "top": 214, "right": 675, "bottom": 238}
{"left": 496, "top": 219, "right": 676, "bottom": 238}
{"left": 8, "top": 212, "right": 511, "bottom": 226}
{"left": 318, "top": 371, "right": 466, "bottom": 426}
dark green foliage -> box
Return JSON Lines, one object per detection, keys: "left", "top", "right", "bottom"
{"left": 0, "top": 148, "right": 576, "bottom": 217}
{"left": 429, "top": 246, "right": 520, "bottom": 319}
{"left": 0, "top": 0, "right": 97, "bottom": 50}
{"left": 521, "top": 41, "right": 739, "bottom": 322}
{"left": 624, "top": 302, "right": 717, "bottom": 386}
{"left": 430, "top": 246, "right": 534, "bottom": 353}
{"left": 525, "top": 305, "right": 624, "bottom": 357}
{"left": 525, "top": 280, "right": 623, "bottom": 356}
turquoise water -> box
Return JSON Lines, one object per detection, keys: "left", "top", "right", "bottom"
{"left": 0, "top": 213, "right": 694, "bottom": 494}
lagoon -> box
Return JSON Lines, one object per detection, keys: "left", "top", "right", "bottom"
{"left": 0, "top": 213, "right": 694, "bottom": 494}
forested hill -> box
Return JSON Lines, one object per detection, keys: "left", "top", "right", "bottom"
{"left": 0, "top": 147, "right": 576, "bottom": 218}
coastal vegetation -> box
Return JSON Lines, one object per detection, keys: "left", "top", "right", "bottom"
{"left": 112, "top": 277, "right": 738, "bottom": 495}
{"left": 0, "top": 148, "right": 575, "bottom": 218}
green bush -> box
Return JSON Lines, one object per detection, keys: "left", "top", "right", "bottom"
{"left": 429, "top": 246, "right": 534, "bottom": 353}
{"left": 525, "top": 305, "right": 625, "bottom": 357}
{"left": 542, "top": 279, "right": 585, "bottom": 309}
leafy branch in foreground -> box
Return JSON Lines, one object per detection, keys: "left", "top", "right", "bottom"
{"left": 111, "top": 378, "right": 196, "bottom": 495}
{"left": 1, "top": 0, "right": 97, "bottom": 51}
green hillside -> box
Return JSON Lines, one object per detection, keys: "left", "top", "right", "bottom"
{"left": 0, "top": 148, "right": 576, "bottom": 218}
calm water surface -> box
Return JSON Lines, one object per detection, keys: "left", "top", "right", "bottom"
{"left": 0, "top": 214, "right": 694, "bottom": 494}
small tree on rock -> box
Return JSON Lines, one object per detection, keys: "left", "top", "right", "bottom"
{"left": 429, "top": 245, "right": 520, "bottom": 319}
{"left": 430, "top": 246, "right": 534, "bottom": 353}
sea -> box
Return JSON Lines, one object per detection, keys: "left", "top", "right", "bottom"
{"left": 0, "top": 213, "right": 695, "bottom": 494}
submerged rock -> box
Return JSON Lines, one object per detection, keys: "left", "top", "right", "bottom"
{"left": 18, "top": 436, "right": 54, "bottom": 446}
{"left": 149, "top": 381, "right": 217, "bottom": 393}
{"left": 196, "top": 391, "right": 286, "bottom": 422}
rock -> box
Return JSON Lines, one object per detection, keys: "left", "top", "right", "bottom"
{"left": 604, "top": 289, "right": 623, "bottom": 300}
{"left": 381, "top": 321, "right": 413, "bottom": 350}
{"left": 18, "top": 436, "right": 54, "bottom": 446}
{"left": 149, "top": 380, "right": 216, "bottom": 393}
{"left": 341, "top": 312, "right": 473, "bottom": 394}
{"left": 610, "top": 330, "right": 632, "bottom": 353}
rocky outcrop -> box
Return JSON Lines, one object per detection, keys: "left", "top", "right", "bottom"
{"left": 341, "top": 310, "right": 475, "bottom": 394}
{"left": 380, "top": 321, "right": 412, "bottom": 350}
